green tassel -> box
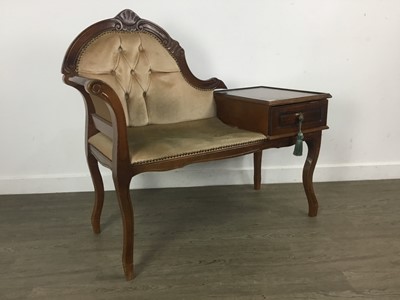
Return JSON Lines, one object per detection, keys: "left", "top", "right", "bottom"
{"left": 293, "top": 132, "right": 304, "bottom": 156}
{"left": 293, "top": 112, "right": 304, "bottom": 156}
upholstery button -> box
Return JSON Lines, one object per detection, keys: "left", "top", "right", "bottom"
{"left": 139, "top": 45, "right": 144, "bottom": 52}
{"left": 143, "top": 91, "right": 147, "bottom": 98}
{"left": 118, "top": 46, "right": 123, "bottom": 52}
{"left": 110, "top": 70, "right": 116, "bottom": 75}
{"left": 125, "top": 93, "right": 129, "bottom": 100}
{"left": 130, "top": 69, "right": 135, "bottom": 75}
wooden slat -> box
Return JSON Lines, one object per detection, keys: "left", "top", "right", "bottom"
{"left": 92, "top": 114, "right": 113, "bottom": 139}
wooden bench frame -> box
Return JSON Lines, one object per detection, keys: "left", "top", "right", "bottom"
{"left": 61, "top": 9, "right": 330, "bottom": 280}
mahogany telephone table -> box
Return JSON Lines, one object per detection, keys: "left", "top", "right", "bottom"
{"left": 214, "top": 86, "right": 331, "bottom": 217}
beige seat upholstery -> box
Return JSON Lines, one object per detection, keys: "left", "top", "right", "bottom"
{"left": 76, "top": 24, "right": 266, "bottom": 163}
{"left": 61, "top": 9, "right": 267, "bottom": 280}
{"left": 89, "top": 117, "right": 266, "bottom": 165}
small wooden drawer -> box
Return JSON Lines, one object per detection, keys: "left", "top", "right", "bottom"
{"left": 269, "top": 99, "right": 328, "bottom": 137}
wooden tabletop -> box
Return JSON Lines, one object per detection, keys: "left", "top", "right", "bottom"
{"left": 215, "top": 86, "right": 332, "bottom": 105}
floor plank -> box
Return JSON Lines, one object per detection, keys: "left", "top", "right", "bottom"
{"left": 0, "top": 180, "right": 399, "bottom": 299}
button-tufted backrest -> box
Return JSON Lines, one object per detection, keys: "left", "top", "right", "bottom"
{"left": 60, "top": 9, "right": 227, "bottom": 128}
{"left": 77, "top": 31, "right": 218, "bottom": 127}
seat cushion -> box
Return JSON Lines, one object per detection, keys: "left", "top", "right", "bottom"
{"left": 88, "top": 118, "right": 267, "bottom": 165}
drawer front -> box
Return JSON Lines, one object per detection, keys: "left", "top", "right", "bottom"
{"left": 269, "top": 100, "right": 328, "bottom": 136}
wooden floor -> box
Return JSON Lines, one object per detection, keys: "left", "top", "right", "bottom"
{"left": 1, "top": 180, "right": 399, "bottom": 299}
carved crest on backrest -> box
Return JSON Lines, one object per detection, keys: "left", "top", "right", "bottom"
{"left": 112, "top": 9, "right": 184, "bottom": 59}
{"left": 62, "top": 9, "right": 226, "bottom": 90}
{"left": 115, "top": 9, "right": 141, "bottom": 27}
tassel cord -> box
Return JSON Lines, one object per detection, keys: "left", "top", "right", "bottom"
{"left": 293, "top": 113, "right": 304, "bottom": 156}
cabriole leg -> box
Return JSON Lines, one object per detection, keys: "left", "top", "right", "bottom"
{"left": 113, "top": 174, "right": 134, "bottom": 280}
{"left": 87, "top": 152, "right": 104, "bottom": 234}
{"left": 302, "top": 131, "right": 322, "bottom": 217}
{"left": 253, "top": 151, "right": 262, "bottom": 190}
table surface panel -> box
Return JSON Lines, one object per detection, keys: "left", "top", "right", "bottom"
{"left": 215, "top": 86, "right": 331, "bottom": 104}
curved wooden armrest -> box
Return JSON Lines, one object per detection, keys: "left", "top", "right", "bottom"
{"left": 64, "top": 75, "right": 130, "bottom": 164}
{"left": 64, "top": 75, "right": 90, "bottom": 87}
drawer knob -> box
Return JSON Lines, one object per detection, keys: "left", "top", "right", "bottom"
{"left": 293, "top": 113, "right": 304, "bottom": 156}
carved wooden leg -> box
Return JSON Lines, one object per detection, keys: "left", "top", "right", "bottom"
{"left": 87, "top": 152, "right": 104, "bottom": 234}
{"left": 302, "top": 131, "right": 322, "bottom": 217}
{"left": 254, "top": 151, "right": 262, "bottom": 190}
{"left": 113, "top": 174, "right": 134, "bottom": 281}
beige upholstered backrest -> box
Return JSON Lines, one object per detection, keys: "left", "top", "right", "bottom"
{"left": 76, "top": 31, "right": 216, "bottom": 127}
